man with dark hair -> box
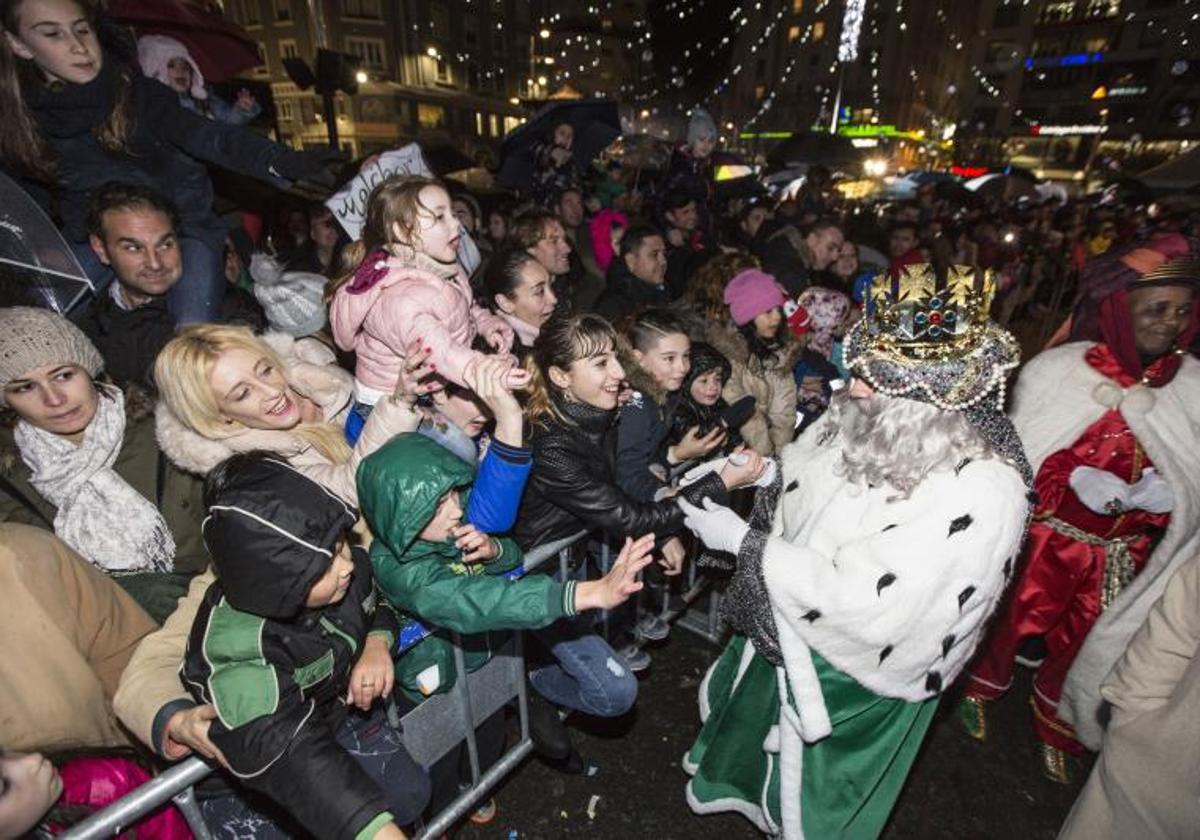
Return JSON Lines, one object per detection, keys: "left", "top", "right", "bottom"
{"left": 593, "top": 224, "right": 669, "bottom": 324}
{"left": 553, "top": 188, "right": 605, "bottom": 314}
{"left": 756, "top": 216, "right": 844, "bottom": 297}
{"left": 78, "top": 182, "right": 184, "bottom": 388}
{"left": 282, "top": 203, "right": 345, "bottom": 275}
{"left": 661, "top": 190, "right": 715, "bottom": 300}
{"left": 887, "top": 221, "right": 923, "bottom": 279}
{"left": 510, "top": 207, "right": 578, "bottom": 314}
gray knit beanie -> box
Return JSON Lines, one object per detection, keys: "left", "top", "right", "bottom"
{"left": 687, "top": 108, "right": 718, "bottom": 145}
{"left": 0, "top": 307, "right": 104, "bottom": 404}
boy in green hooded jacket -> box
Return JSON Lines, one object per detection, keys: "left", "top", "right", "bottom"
{"left": 357, "top": 433, "right": 654, "bottom": 702}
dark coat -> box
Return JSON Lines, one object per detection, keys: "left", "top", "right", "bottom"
{"left": 513, "top": 397, "right": 729, "bottom": 552}
{"left": 76, "top": 293, "right": 175, "bottom": 390}
{"left": 20, "top": 58, "right": 290, "bottom": 246}
{"left": 615, "top": 365, "right": 678, "bottom": 503}
{"left": 183, "top": 456, "right": 401, "bottom": 840}
{"left": 593, "top": 260, "right": 672, "bottom": 325}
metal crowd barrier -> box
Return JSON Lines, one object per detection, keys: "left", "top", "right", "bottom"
{"left": 62, "top": 531, "right": 589, "bottom": 840}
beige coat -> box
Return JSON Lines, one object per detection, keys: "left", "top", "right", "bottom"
{"left": 1058, "top": 553, "right": 1200, "bottom": 839}
{"left": 0, "top": 524, "right": 156, "bottom": 752}
{"left": 704, "top": 321, "right": 801, "bottom": 457}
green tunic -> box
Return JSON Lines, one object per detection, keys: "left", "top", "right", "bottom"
{"left": 685, "top": 635, "right": 938, "bottom": 838}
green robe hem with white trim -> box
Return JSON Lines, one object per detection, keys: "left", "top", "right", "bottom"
{"left": 685, "top": 635, "right": 937, "bottom": 839}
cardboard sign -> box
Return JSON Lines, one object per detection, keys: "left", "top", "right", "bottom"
{"left": 326, "top": 144, "right": 481, "bottom": 275}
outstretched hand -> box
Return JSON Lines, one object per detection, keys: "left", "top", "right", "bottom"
{"left": 163, "top": 704, "right": 228, "bottom": 767}
{"left": 575, "top": 534, "right": 656, "bottom": 612}
{"left": 678, "top": 497, "right": 750, "bottom": 557}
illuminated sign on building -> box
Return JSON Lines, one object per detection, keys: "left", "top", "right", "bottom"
{"left": 1029, "top": 124, "right": 1109, "bottom": 136}
{"left": 1023, "top": 52, "right": 1105, "bottom": 70}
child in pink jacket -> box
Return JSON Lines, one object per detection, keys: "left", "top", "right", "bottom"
{"left": 329, "top": 176, "right": 529, "bottom": 441}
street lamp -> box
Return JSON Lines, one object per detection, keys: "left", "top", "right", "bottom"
{"left": 540, "top": 28, "right": 551, "bottom": 38}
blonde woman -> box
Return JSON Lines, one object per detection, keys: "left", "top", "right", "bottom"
{"left": 114, "top": 324, "right": 434, "bottom": 774}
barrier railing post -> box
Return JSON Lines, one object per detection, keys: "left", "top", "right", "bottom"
{"left": 449, "top": 631, "right": 482, "bottom": 784}
{"left": 170, "top": 785, "right": 212, "bottom": 840}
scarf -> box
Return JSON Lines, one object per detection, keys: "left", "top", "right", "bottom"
{"left": 15, "top": 387, "right": 174, "bottom": 574}
{"left": 1097, "top": 286, "right": 1198, "bottom": 384}
{"left": 27, "top": 58, "right": 120, "bottom": 140}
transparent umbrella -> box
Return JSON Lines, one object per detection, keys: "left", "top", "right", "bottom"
{"left": 0, "top": 172, "right": 94, "bottom": 313}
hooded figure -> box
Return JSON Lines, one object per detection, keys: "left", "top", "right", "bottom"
{"left": 666, "top": 341, "right": 744, "bottom": 469}
{"left": 357, "top": 433, "right": 580, "bottom": 702}
{"left": 181, "top": 454, "right": 429, "bottom": 838}
{"left": 962, "top": 234, "right": 1200, "bottom": 780}
{"left": 137, "top": 34, "right": 262, "bottom": 126}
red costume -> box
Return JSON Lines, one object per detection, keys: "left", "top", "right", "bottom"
{"left": 966, "top": 345, "right": 1172, "bottom": 752}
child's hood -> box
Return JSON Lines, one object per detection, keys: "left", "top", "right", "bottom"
{"left": 357, "top": 433, "right": 475, "bottom": 561}
{"left": 330, "top": 251, "right": 465, "bottom": 343}
{"left": 203, "top": 456, "right": 358, "bottom": 619}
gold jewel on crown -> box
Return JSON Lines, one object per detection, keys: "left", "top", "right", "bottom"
{"left": 866, "top": 264, "right": 996, "bottom": 358}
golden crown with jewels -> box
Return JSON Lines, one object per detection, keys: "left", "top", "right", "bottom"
{"left": 865, "top": 264, "right": 996, "bottom": 359}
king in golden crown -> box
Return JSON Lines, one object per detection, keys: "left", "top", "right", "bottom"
{"left": 865, "top": 264, "right": 997, "bottom": 359}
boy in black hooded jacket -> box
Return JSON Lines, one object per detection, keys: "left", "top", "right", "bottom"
{"left": 182, "top": 453, "right": 429, "bottom": 840}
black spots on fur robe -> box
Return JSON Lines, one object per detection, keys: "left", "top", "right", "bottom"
{"left": 948, "top": 514, "right": 973, "bottom": 537}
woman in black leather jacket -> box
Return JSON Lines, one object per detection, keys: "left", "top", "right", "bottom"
{"left": 514, "top": 313, "right": 763, "bottom": 556}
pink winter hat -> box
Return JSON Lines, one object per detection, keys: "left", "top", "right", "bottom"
{"left": 724, "top": 268, "right": 787, "bottom": 326}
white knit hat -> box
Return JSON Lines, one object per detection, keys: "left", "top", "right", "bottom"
{"left": 250, "top": 254, "right": 327, "bottom": 338}
{"left": 0, "top": 307, "right": 104, "bottom": 404}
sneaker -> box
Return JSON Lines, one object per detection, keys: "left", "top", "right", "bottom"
{"left": 616, "top": 642, "right": 651, "bottom": 672}
{"left": 635, "top": 614, "right": 671, "bottom": 642}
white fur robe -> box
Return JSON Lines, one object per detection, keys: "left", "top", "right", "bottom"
{"left": 761, "top": 423, "right": 1029, "bottom": 837}
{"left": 1010, "top": 341, "right": 1200, "bottom": 749}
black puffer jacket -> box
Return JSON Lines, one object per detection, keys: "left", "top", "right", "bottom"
{"left": 182, "top": 455, "right": 405, "bottom": 840}
{"left": 513, "top": 397, "right": 729, "bottom": 552}
{"left": 18, "top": 58, "right": 294, "bottom": 245}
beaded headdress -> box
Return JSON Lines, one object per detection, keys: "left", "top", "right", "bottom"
{"left": 844, "top": 263, "right": 1032, "bottom": 485}
{"left": 845, "top": 264, "right": 1020, "bottom": 411}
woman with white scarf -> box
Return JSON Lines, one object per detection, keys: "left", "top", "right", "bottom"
{"left": 0, "top": 307, "right": 207, "bottom": 621}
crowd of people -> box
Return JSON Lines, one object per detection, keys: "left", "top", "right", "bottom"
{"left": 2, "top": 0, "right": 1200, "bottom": 838}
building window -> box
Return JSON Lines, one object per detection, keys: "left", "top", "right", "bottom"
{"left": 476, "top": 111, "right": 485, "bottom": 136}
{"left": 279, "top": 39, "right": 299, "bottom": 61}
{"left": 418, "top": 102, "right": 446, "bottom": 129}
{"left": 490, "top": 113, "right": 501, "bottom": 136}
{"left": 277, "top": 99, "right": 295, "bottom": 121}
{"left": 812, "top": 21, "right": 825, "bottom": 41}
{"left": 788, "top": 25, "right": 801, "bottom": 42}
{"left": 1038, "top": 2, "right": 1077, "bottom": 24}
{"left": 253, "top": 41, "right": 269, "bottom": 75}
{"left": 228, "top": 0, "right": 261, "bottom": 27}
{"left": 344, "top": 0, "right": 382, "bottom": 18}
{"left": 792, "top": 0, "right": 803, "bottom": 12}
{"left": 1084, "top": 0, "right": 1120, "bottom": 18}
{"left": 346, "top": 37, "right": 386, "bottom": 70}
{"left": 274, "top": 0, "right": 291, "bottom": 23}
{"left": 435, "top": 57, "right": 452, "bottom": 84}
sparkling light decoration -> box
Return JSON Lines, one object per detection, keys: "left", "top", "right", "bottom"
{"left": 838, "top": 0, "right": 866, "bottom": 62}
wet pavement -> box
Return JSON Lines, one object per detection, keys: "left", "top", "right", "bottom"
{"left": 458, "top": 625, "right": 1089, "bottom": 839}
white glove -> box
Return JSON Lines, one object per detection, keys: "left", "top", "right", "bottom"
{"left": 1069, "top": 466, "right": 1134, "bottom": 516}
{"left": 1129, "top": 467, "right": 1174, "bottom": 514}
{"left": 678, "top": 497, "right": 750, "bottom": 556}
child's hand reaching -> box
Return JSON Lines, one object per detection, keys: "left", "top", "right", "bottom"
{"left": 453, "top": 523, "right": 500, "bottom": 564}
{"left": 669, "top": 424, "right": 727, "bottom": 464}
{"left": 485, "top": 327, "right": 512, "bottom": 354}
{"left": 347, "top": 634, "right": 395, "bottom": 711}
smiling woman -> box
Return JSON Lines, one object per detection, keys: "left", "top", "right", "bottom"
{"left": 154, "top": 324, "right": 425, "bottom": 508}
{"left": 0, "top": 307, "right": 207, "bottom": 621}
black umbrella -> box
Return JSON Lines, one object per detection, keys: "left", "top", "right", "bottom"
{"left": 0, "top": 173, "right": 94, "bottom": 313}
{"left": 764, "top": 132, "right": 863, "bottom": 174}
{"left": 496, "top": 100, "right": 621, "bottom": 192}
